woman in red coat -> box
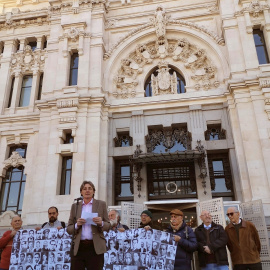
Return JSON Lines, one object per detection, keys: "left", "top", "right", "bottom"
{"left": 0, "top": 215, "right": 22, "bottom": 270}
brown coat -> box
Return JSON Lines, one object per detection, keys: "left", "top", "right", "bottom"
{"left": 225, "top": 219, "right": 261, "bottom": 265}
{"left": 67, "top": 199, "right": 110, "bottom": 256}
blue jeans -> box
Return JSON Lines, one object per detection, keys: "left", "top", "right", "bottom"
{"left": 201, "top": 264, "right": 229, "bottom": 270}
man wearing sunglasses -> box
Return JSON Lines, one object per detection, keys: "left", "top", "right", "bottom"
{"left": 225, "top": 207, "right": 262, "bottom": 270}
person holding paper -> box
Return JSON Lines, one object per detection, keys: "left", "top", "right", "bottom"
{"left": 67, "top": 180, "right": 111, "bottom": 270}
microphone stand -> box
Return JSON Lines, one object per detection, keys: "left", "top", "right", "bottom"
{"left": 70, "top": 198, "right": 81, "bottom": 257}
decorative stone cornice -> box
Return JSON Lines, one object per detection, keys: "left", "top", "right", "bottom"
{"left": 57, "top": 99, "right": 79, "bottom": 108}
{"left": 10, "top": 45, "right": 46, "bottom": 75}
{"left": 0, "top": 15, "right": 49, "bottom": 30}
{"left": 3, "top": 151, "right": 26, "bottom": 169}
{"left": 235, "top": 0, "right": 269, "bottom": 17}
{"left": 260, "top": 80, "right": 270, "bottom": 88}
{"left": 104, "top": 10, "right": 224, "bottom": 60}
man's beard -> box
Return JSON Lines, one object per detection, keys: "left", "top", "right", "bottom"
{"left": 49, "top": 217, "right": 57, "bottom": 223}
{"left": 110, "top": 218, "right": 118, "bottom": 227}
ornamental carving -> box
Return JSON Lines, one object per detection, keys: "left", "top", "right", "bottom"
{"left": 235, "top": 1, "right": 269, "bottom": 17}
{"left": 0, "top": 16, "right": 49, "bottom": 30}
{"left": 57, "top": 99, "right": 79, "bottom": 109}
{"left": 104, "top": 7, "right": 224, "bottom": 60}
{"left": 10, "top": 45, "right": 46, "bottom": 74}
{"left": 145, "top": 128, "right": 192, "bottom": 153}
{"left": 205, "top": 126, "right": 226, "bottom": 141}
{"left": 114, "top": 134, "right": 133, "bottom": 147}
{"left": 260, "top": 80, "right": 270, "bottom": 88}
{"left": 113, "top": 36, "right": 218, "bottom": 97}
{"left": 3, "top": 151, "right": 26, "bottom": 169}
{"left": 151, "top": 61, "right": 177, "bottom": 95}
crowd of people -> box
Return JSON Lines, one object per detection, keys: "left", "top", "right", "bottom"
{"left": 0, "top": 180, "right": 262, "bottom": 270}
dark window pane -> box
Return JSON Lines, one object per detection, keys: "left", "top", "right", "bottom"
{"left": 66, "top": 158, "right": 72, "bottom": 169}
{"left": 8, "top": 77, "right": 15, "bottom": 108}
{"left": 121, "top": 166, "right": 130, "bottom": 177}
{"left": 7, "top": 182, "right": 20, "bottom": 206}
{"left": 120, "top": 183, "right": 133, "bottom": 197}
{"left": 28, "top": 41, "right": 37, "bottom": 51}
{"left": 212, "top": 178, "right": 231, "bottom": 193}
{"left": 60, "top": 156, "right": 72, "bottom": 195}
{"left": 212, "top": 160, "right": 224, "bottom": 171}
{"left": 18, "top": 182, "right": 25, "bottom": 209}
{"left": 19, "top": 76, "right": 32, "bottom": 107}
{"left": 69, "top": 53, "right": 79, "bottom": 86}
{"left": 37, "top": 73, "right": 43, "bottom": 100}
{"left": 0, "top": 183, "right": 9, "bottom": 210}
{"left": 253, "top": 30, "right": 269, "bottom": 64}
{"left": 9, "top": 146, "right": 27, "bottom": 158}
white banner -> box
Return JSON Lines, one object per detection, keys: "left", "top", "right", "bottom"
{"left": 9, "top": 228, "right": 72, "bottom": 270}
{"left": 103, "top": 228, "right": 177, "bottom": 270}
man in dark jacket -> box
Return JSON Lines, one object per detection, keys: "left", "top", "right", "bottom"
{"left": 166, "top": 209, "right": 197, "bottom": 270}
{"left": 138, "top": 210, "right": 160, "bottom": 230}
{"left": 195, "top": 210, "right": 228, "bottom": 270}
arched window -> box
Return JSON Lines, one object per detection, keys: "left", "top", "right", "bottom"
{"left": 144, "top": 66, "right": 185, "bottom": 97}
{"left": 0, "top": 145, "right": 27, "bottom": 215}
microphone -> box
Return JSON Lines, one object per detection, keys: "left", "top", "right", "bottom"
{"left": 74, "top": 196, "right": 83, "bottom": 201}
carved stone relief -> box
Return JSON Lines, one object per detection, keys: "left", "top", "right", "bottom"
{"left": 151, "top": 61, "right": 177, "bottom": 95}
{"left": 235, "top": 0, "right": 269, "bottom": 17}
{"left": 113, "top": 36, "right": 218, "bottom": 97}
{"left": 104, "top": 6, "right": 224, "bottom": 61}
{"left": 10, "top": 45, "right": 46, "bottom": 75}
{"left": 3, "top": 151, "right": 26, "bottom": 169}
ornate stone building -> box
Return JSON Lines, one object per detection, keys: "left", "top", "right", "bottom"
{"left": 0, "top": 0, "right": 270, "bottom": 230}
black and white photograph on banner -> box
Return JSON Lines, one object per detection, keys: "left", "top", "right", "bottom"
{"left": 103, "top": 228, "right": 177, "bottom": 270}
{"left": 9, "top": 228, "right": 72, "bottom": 270}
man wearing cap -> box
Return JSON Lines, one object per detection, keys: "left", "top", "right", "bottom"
{"left": 166, "top": 209, "right": 197, "bottom": 270}
{"left": 225, "top": 207, "right": 261, "bottom": 270}
{"left": 138, "top": 210, "right": 160, "bottom": 230}
{"left": 195, "top": 210, "right": 229, "bottom": 270}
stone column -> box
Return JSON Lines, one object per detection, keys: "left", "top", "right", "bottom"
{"left": 189, "top": 105, "right": 212, "bottom": 201}
{"left": 131, "top": 110, "right": 147, "bottom": 204}
{"left": 9, "top": 72, "right": 23, "bottom": 113}
{"left": 0, "top": 39, "right": 17, "bottom": 114}
{"left": 36, "top": 36, "right": 43, "bottom": 50}
{"left": 19, "top": 38, "right": 26, "bottom": 51}
{"left": 28, "top": 71, "right": 40, "bottom": 112}
{"left": 229, "top": 90, "right": 270, "bottom": 203}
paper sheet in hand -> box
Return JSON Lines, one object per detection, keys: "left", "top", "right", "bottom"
{"left": 81, "top": 212, "right": 98, "bottom": 225}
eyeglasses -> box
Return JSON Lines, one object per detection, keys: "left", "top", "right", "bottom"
{"left": 226, "top": 212, "right": 236, "bottom": 217}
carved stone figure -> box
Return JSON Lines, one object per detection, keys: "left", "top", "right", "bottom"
{"left": 154, "top": 5, "right": 167, "bottom": 39}
{"left": 151, "top": 61, "right": 177, "bottom": 95}
{"left": 3, "top": 152, "right": 26, "bottom": 169}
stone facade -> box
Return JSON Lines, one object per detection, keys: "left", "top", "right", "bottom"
{"left": 0, "top": 0, "right": 270, "bottom": 227}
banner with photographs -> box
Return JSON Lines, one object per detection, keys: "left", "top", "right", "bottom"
{"left": 103, "top": 229, "right": 177, "bottom": 270}
{"left": 9, "top": 228, "right": 72, "bottom": 270}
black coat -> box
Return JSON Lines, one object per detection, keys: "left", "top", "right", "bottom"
{"left": 195, "top": 222, "right": 229, "bottom": 267}
{"left": 166, "top": 221, "right": 198, "bottom": 270}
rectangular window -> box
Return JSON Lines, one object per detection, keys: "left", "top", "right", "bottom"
{"left": 208, "top": 152, "right": 234, "bottom": 201}
{"left": 60, "top": 156, "right": 72, "bottom": 195}
{"left": 0, "top": 145, "right": 27, "bottom": 215}
{"left": 19, "top": 75, "right": 33, "bottom": 107}
{"left": 37, "top": 73, "right": 43, "bottom": 100}
{"left": 64, "top": 133, "right": 74, "bottom": 144}
{"left": 205, "top": 124, "right": 226, "bottom": 141}
{"left": 253, "top": 29, "right": 269, "bottom": 65}
{"left": 115, "top": 160, "right": 133, "bottom": 205}
{"left": 8, "top": 77, "right": 15, "bottom": 108}
{"left": 28, "top": 41, "right": 37, "bottom": 51}
{"left": 69, "top": 52, "right": 79, "bottom": 86}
